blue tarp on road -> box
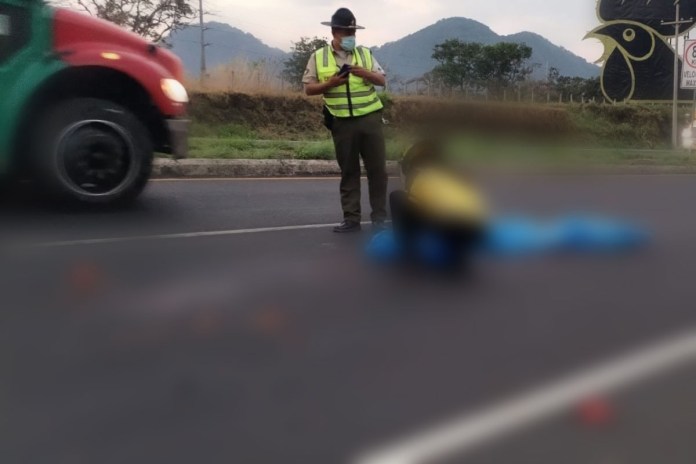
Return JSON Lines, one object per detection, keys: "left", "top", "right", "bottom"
{"left": 367, "top": 215, "right": 651, "bottom": 265}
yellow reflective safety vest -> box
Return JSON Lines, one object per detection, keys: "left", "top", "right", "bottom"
{"left": 315, "top": 45, "right": 384, "bottom": 118}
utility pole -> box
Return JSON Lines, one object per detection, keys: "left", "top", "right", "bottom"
{"left": 199, "top": 0, "right": 209, "bottom": 87}
{"left": 662, "top": 0, "right": 693, "bottom": 148}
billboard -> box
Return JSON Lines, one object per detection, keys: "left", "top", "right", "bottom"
{"left": 587, "top": 0, "right": 696, "bottom": 102}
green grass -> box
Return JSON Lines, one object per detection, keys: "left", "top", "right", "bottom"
{"left": 182, "top": 128, "right": 696, "bottom": 168}
{"left": 188, "top": 92, "right": 693, "bottom": 149}
{"left": 188, "top": 136, "right": 411, "bottom": 161}
{"left": 189, "top": 137, "right": 333, "bottom": 160}
{"left": 189, "top": 121, "right": 328, "bottom": 141}
{"left": 184, "top": 98, "right": 693, "bottom": 164}
{"left": 440, "top": 134, "right": 696, "bottom": 167}
{"left": 566, "top": 103, "right": 675, "bottom": 149}
{"left": 190, "top": 122, "right": 259, "bottom": 139}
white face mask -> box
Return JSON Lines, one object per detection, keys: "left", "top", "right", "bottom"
{"left": 340, "top": 36, "right": 356, "bottom": 51}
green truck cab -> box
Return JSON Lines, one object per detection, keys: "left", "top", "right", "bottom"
{"left": 0, "top": 0, "right": 189, "bottom": 204}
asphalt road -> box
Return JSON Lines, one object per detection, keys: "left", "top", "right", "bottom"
{"left": 2, "top": 175, "right": 696, "bottom": 464}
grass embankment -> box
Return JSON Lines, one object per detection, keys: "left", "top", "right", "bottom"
{"left": 185, "top": 92, "right": 693, "bottom": 165}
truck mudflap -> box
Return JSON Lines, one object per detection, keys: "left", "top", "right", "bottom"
{"left": 166, "top": 118, "right": 190, "bottom": 159}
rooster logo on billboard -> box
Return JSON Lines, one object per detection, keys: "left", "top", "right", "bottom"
{"left": 586, "top": 0, "right": 696, "bottom": 102}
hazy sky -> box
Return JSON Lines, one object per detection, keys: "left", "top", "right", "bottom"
{"left": 204, "top": 0, "right": 605, "bottom": 63}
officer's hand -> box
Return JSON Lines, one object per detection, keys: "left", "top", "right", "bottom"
{"left": 327, "top": 75, "right": 349, "bottom": 88}
{"left": 350, "top": 66, "right": 371, "bottom": 79}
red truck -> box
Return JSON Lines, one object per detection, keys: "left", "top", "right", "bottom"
{"left": 0, "top": 0, "right": 189, "bottom": 204}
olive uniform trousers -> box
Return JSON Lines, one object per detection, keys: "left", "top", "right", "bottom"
{"left": 330, "top": 111, "right": 388, "bottom": 223}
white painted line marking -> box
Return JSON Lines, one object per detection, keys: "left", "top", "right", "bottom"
{"left": 23, "top": 222, "right": 379, "bottom": 249}
{"left": 355, "top": 330, "right": 696, "bottom": 464}
{"left": 151, "top": 177, "right": 402, "bottom": 182}
{"left": 151, "top": 177, "right": 342, "bottom": 182}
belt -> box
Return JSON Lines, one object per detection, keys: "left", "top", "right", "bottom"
{"left": 334, "top": 109, "right": 383, "bottom": 120}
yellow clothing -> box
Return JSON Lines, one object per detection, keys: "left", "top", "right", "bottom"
{"left": 407, "top": 168, "right": 487, "bottom": 224}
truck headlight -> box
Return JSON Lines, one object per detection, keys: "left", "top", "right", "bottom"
{"left": 161, "top": 79, "right": 189, "bottom": 103}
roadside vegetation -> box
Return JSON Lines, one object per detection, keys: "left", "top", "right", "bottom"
{"left": 179, "top": 35, "right": 691, "bottom": 166}
{"left": 182, "top": 33, "right": 691, "bottom": 166}
{"left": 185, "top": 92, "right": 692, "bottom": 165}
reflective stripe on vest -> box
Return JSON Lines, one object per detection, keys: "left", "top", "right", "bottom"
{"left": 315, "top": 45, "right": 384, "bottom": 118}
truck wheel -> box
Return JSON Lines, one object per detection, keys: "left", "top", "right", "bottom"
{"left": 34, "top": 98, "right": 153, "bottom": 205}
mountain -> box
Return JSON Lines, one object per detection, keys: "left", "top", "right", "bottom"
{"left": 371, "top": 17, "right": 501, "bottom": 81}
{"left": 168, "top": 21, "right": 287, "bottom": 77}
{"left": 502, "top": 31, "right": 599, "bottom": 80}
{"left": 371, "top": 17, "right": 599, "bottom": 82}
{"left": 168, "top": 17, "right": 599, "bottom": 81}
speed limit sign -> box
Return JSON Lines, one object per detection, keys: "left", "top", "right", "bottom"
{"left": 682, "top": 40, "right": 696, "bottom": 89}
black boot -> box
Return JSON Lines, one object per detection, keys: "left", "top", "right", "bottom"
{"left": 333, "top": 221, "right": 362, "bottom": 233}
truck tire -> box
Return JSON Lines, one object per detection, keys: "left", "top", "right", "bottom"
{"left": 33, "top": 98, "right": 153, "bottom": 205}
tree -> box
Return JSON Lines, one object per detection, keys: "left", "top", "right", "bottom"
{"left": 554, "top": 75, "right": 603, "bottom": 102}
{"left": 421, "top": 70, "right": 443, "bottom": 96}
{"left": 477, "top": 42, "right": 533, "bottom": 95}
{"left": 582, "top": 77, "right": 602, "bottom": 101}
{"left": 547, "top": 66, "right": 561, "bottom": 85}
{"left": 60, "top": 0, "right": 196, "bottom": 43}
{"left": 430, "top": 40, "right": 534, "bottom": 97}
{"left": 431, "top": 40, "right": 484, "bottom": 92}
{"left": 283, "top": 36, "right": 329, "bottom": 91}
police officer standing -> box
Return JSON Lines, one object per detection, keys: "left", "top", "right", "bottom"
{"left": 304, "top": 8, "right": 388, "bottom": 233}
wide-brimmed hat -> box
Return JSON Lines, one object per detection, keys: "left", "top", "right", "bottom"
{"left": 321, "top": 8, "right": 365, "bottom": 29}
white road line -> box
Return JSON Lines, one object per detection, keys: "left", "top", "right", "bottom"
{"left": 151, "top": 177, "right": 402, "bottom": 182}
{"left": 355, "top": 330, "right": 696, "bottom": 464}
{"left": 151, "top": 177, "right": 342, "bottom": 182}
{"left": 22, "top": 222, "right": 377, "bottom": 249}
